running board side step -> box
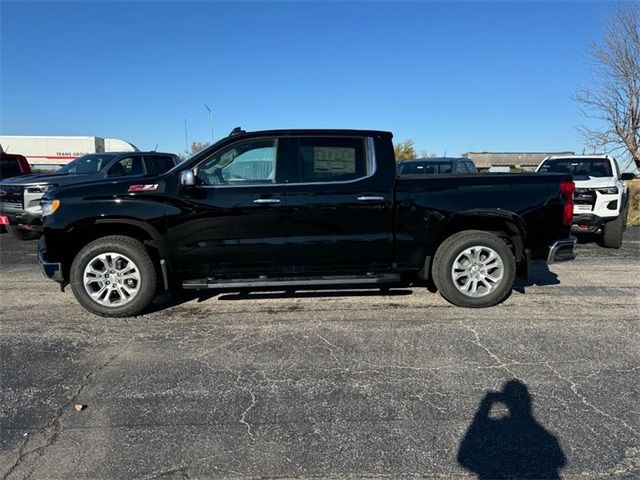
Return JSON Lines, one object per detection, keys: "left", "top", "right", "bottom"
{"left": 182, "top": 273, "right": 402, "bottom": 290}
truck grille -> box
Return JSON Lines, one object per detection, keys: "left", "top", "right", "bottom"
{"left": 0, "top": 185, "right": 25, "bottom": 208}
{"left": 574, "top": 188, "right": 596, "bottom": 206}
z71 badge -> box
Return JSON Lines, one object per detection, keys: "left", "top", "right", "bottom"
{"left": 128, "top": 184, "right": 159, "bottom": 192}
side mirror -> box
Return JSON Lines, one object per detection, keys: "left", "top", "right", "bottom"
{"left": 179, "top": 169, "right": 196, "bottom": 187}
{"left": 620, "top": 172, "right": 636, "bottom": 181}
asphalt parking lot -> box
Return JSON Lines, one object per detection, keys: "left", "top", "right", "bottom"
{"left": 1, "top": 229, "right": 638, "bottom": 479}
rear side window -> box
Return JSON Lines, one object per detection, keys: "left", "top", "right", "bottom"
{"left": 108, "top": 156, "right": 145, "bottom": 177}
{"left": 399, "top": 161, "right": 453, "bottom": 175}
{"left": 455, "top": 161, "right": 468, "bottom": 173}
{"left": 145, "top": 155, "right": 175, "bottom": 175}
{"left": 466, "top": 161, "right": 477, "bottom": 173}
{"left": 0, "top": 157, "right": 21, "bottom": 178}
{"left": 290, "top": 137, "right": 366, "bottom": 183}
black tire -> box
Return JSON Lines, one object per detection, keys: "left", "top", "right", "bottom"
{"left": 6, "top": 225, "right": 39, "bottom": 241}
{"left": 432, "top": 230, "right": 515, "bottom": 308}
{"left": 70, "top": 235, "right": 157, "bottom": 317}
{"left": 602, "top": 211, "right": 625, "bottom": 249}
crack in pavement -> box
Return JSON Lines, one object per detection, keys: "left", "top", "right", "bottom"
{"left": 463, "top": 324, "right": 518, "bottom": 378}
{"left": 544, "top": 361, "right": 639, "bottom": 436}
{"left": 239, "top": 387, "right": 257, "bottom": 443}
{"left": 1, "top": 341, "right": 134, "bottom": 480}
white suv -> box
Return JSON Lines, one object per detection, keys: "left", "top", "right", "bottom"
{"left": 536, "top": 155, "right": 634, "bottom": 248}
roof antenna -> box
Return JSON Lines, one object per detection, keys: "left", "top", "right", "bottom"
{"left": 229, "top": 127, "right": 245, "bottom": 136}
{"left": 154, "top": 144, "right": 158, "bottom": 152}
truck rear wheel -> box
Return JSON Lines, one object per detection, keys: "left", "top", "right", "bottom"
{"left": 70, "top": 235, "right": 157, "bottom": 317}
{"left": 602, "top": 212, "right": 625, "bottom": 249}
{"left": 432, "top": 230, "right": 515, "bottom": 308}
{"left": 6, "top": 225, "right": 39, "bottom": 241}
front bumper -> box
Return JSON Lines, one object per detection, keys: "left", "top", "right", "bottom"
{"left": 38, "top": 237, "right": 64, "bottom": 282}
{"left": 571, "top": 213, "right": 617, "bottom": 233}
{"left": 547, "top": 236, "right": 577, "bottom": 263}
{"left": 0, "top": 207, "right": 43, "bottom": 231}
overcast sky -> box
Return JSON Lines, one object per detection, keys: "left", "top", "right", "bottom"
{"left": 1, "top": 1, "right": 614, "bottom": 157}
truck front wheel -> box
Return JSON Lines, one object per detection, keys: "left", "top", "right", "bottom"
{"left": 70, "top": 235, "right": 157, "bottom": 317}
{"left": 602, "top": 212, "right": 625, "bottom": 249}
{"left": 432, "top": 230, "right": 515, "bottom": 308}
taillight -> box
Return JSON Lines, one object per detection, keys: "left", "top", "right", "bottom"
{"left": 560, "top": 180, "right": 575, "bottom": 225}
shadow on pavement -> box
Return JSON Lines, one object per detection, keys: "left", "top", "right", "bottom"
{"left": 146, "top": 286, "right": 414, "bottom": 313}
{"left": 458, "top": 379, "right": 566, "bottom": 479}
{"left": 513, "top": 262, "right": 560, "bottom": 293}
{"left": 574, "top": 232, "right": 602, "bottom": 245}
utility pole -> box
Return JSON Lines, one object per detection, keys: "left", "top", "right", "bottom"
{"left": 184, "top": 119, "right": 189, "bottom": 154}
{"left": 203, "top": 103, "right": 213, "bottom": 144}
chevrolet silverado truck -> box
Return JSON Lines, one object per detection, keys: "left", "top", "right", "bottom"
{"left": 38, "top": 129, "right": 576, "bottom": 317}
{"left": 0, "top": 151, "right": 179, "bottom": 240}
{"left": 536, "top": 154, "right": 635, "bottom": 248}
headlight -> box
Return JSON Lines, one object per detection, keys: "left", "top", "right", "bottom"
{"left": 26, "top": 184, "right": 53, "bottom": 194}
{"left": 41, "top": 199, "right": 60, "bottom": 216}
{"left": 597, "top": 187, "right": 618, "bottom": 195}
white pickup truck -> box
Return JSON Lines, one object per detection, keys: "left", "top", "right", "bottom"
{"left": 536, "top": 155, "right": 635, "bottom": 248}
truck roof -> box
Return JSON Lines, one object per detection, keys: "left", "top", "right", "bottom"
{"left": 80, "top": 151, "right": 176, "bottom": 156}
{"left": 544, "top": 154, "right": 612, "bottom": 161}
{"left": 227, "top": 128, "right": 393, "bottom": 138}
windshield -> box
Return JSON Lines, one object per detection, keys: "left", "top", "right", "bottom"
{"left": 399, "top": 161, "right": 453, "bottom": 175}
{"left": 538, "top": 158, "right": 613, "bottom": 178}
{"left": 56, "top": 154, "right": 115, "bottom": 174}
{"left": 0, "top": 157, "right": 22, "bottom": 178}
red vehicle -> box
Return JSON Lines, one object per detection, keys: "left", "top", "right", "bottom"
{"left": 0, "top": 152, "right": 31, "bottom": 179}
{"left": 0, "top": 152, "right": 32, "bottom": 234}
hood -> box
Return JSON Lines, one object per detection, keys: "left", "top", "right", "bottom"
{"left": 572, "top": 176, "right": 616, "bottom": 188}
{"left": 0, "top": 172, "right": 102, "bottom": 187}
{"left": 43, "top": 175, "right": 167, "bottom": 201}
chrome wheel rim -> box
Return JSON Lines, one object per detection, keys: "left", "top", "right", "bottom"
{"left": 451, "top": 245, "right": 504, "bottom": 298}
{"left": 83, "top": 253, "right": 141, "bottom": 307}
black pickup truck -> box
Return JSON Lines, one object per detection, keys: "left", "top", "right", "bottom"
{"left": 38, "top": 129, "right": 576, "bottom": 317}
{"left": 0, "top": 151, "right": 179, "bottom": 240}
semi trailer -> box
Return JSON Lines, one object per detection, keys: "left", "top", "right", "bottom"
{"left": 0, "top": 136, "right": 138, "bottom": 172}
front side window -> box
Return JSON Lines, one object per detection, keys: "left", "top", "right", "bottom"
{"left": 196, "top": 139, "right": 277, "bottom": 186}
{"left": 455, "top": 161, "right": 468, "bottom": 173}
{"left": 291, "top": 137, "right": 366, "bottom": 183}
{"left": 108, "top": 156, "right": 145, "bottom": 177}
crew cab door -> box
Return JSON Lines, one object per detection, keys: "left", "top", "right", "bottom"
{"left": 281, "top": 136, "right": 394, "bottom": 273}
{"left": 168, "top": 137, "right": 290, "bottom": 277}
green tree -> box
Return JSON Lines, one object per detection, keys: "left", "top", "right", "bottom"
{"left": 394, "top": 139, "right": 417, "bottom": 162}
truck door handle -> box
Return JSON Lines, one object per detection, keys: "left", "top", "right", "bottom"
{"left": 253, "top": 198, "right": 281, "bottom": 204}
{"left": 357, "top": 195, "right": 385, "bottom": 202}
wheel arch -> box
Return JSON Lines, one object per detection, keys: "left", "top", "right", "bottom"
{"left": 419, "top": 210, "right": 527, "bottom": 280}
{"left": 59, "top": 218, "right": 171, "bottom": 282}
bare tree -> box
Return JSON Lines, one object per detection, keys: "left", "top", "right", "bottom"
{"left": 394, "top": 139, "right": 417, "bottom": 162}
{"left": 417, "top": 149, "right": 438, "bottom": 158}
{"left": 190, "top": 141, "right": 210, "bottom": 154}
{"left": 574, "top": 3, "right": 640, "bottom": 169}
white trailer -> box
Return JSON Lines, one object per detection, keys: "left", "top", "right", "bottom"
{"left": 0, "top": 135, "right": 138, "bottom": 171}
